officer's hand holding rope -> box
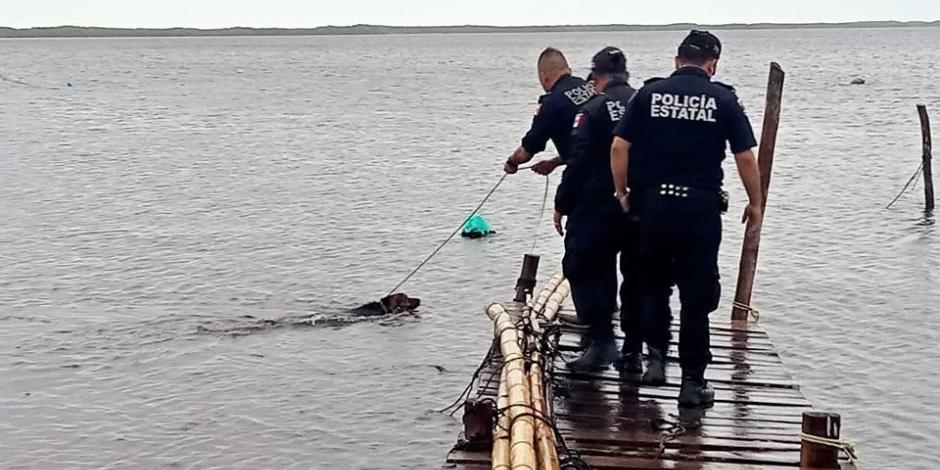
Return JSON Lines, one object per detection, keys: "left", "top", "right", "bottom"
{"left": 531, "top": 158, "right": 562, "bottom": 176}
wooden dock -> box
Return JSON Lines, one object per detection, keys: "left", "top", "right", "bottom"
{"left": 443, "top": 300, "right": 853, "bottom": 470}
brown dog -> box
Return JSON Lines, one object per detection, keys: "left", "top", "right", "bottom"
{"left": 350, "top": 293, "right": 421, "bottom": 317}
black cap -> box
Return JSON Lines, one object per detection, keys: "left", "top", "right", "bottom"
{"left": 590, "top": 46, "right": 628, "bottom": 77}
{"left": 679, "top": 30, "right": 722, "bottom": 59}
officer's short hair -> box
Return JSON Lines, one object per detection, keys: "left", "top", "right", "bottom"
{"left": 677, "top": 46, "right": 715, "bottom": 66}
{"left": 591, "top": 71, "right": 631, "bottom": 82}
{"left": 538, "top": 47, "right": 568, "bottom": 67}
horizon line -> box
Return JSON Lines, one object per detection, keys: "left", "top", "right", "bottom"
{"left": 1, "top": 20, "right": 939, "bottom": 38}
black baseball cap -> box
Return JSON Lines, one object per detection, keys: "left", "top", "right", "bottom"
{"left": 588, "top": 46, "right": 627, "bottom": 80}
{"left": 679, "top": 30, "right": 722, "bottom": 59}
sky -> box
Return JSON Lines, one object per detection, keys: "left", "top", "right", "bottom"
{"left": 2, "top": 0, "right": 939, "bottom": 29}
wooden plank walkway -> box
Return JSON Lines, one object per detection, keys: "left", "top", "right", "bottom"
{"left": 443, "top": 306, "right": 842, "bottom": 470}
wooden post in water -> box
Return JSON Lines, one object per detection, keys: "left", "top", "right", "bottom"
{"left": 800, "top": 411, "right": 841, "bottom": 468}
{"left": 917, "top": 105, "right": 934, "bottom": 212}
{"left": 732, "top": 62, "right": 785, "bottom": 321}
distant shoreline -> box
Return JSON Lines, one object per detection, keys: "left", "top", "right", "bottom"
{"left": 1, "top": 21, "right": 939, "bottom": 38}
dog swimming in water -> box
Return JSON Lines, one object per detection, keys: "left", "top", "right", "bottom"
{"left": 349, "top": 293, "right": 421, "bottom": 317}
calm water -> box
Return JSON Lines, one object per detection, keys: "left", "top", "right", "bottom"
{"left": 1, "top": 28, "right": 938, "bottom": 469}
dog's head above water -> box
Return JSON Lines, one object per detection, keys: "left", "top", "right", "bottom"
{"left": 381, "top": 293, "right": 421, "bottom": 314}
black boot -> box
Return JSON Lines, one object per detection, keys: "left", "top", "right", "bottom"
{"left": 641, "top": 348, "right": 667, "bottom": 386}
{"left": 678, "top": 376, "right": 715, "bottom": 408}
{"left": 615, "top": 342, "right": 643, "bottom": 374}
{"left": 567, "top": 337, "right": 618, "bottom": 373}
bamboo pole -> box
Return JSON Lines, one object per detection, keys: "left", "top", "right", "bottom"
{"left": 489, "top": 275, "right": 571, "bottom": 470}
{"left": 543, "top": 280, "right": 570, "bottom": 323}
{"left": 492, "top": 366, "right": 511, "bottom": 470}
{"left": 529, "top": 354, "right": 560, "bottom": 470}
{"left": 527, "top": 277, "right": 565, "bottom": 470}
{"left": 530, "top": 273, "right": 564, "bottom": 314}
{"left": 917, "top": 105, "right": 934, "bottom": 212}
{"left": 732, "top": 62, "right": 785, "bottom": 321}
{"left": 486, "top": 303, "right": 537, "bottom": 470}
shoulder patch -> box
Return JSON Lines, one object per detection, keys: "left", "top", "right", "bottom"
{"left": 572, "top": 112, "right": 586, "bottom": 129}
{"left": 643, "top": 77, "right": 665, "bottom": 86}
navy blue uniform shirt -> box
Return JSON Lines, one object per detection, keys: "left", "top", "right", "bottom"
{"left": 555, "top": 78, "right": 636, "bottom": 215}
{"left": 613, "top": 67, "right": 756, "bottom": 190}
{"left": 521, "top": 74, "right": 595, "bottom": 162}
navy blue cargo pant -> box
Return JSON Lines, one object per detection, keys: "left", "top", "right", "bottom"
{"left": 617, "top": 217, "right": 645, "bottom": 355}
{"left": 635, "top": 186, "right": 722, "bottom": 379}
{"left": 562, "top": 209, "right": 623, "bottom": 343}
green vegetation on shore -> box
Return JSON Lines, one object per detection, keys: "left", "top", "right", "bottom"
{"left": 1, "top": 21, "right": 938, "bottom": 38}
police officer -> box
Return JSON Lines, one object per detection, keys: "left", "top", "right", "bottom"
{"left": 505, "top": 47, "right": 595, "bottom": 176}
{"left": 554, "top": 47, "right": 638, "bottom": 372}
{"left": 610, "top": 31, "right": 763, "bottom": 406}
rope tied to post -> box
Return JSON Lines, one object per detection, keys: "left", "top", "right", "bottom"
{"left": 800, "top": 432, "right": 859, "bottom": 462}
{"left": 732, "top": 301, "right": 761, "bottom": 321}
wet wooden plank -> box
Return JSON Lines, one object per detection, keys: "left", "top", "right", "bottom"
{"left": 556, "top": 420, "right": 802, "bottom": 443}
{"left": 447, "top": 448, "right": 803, "bottom": 468}
{"left": 556, "top": 411, "right": 804, "bottom": 433}
{"left": 553, "top": 379, "right": 811, "bottom": 407}
{"left": 554, "top": 394, "right": 808, "bottom": 424}
{"left": 553, "top": 364, "right": 798, "bottom": 390}
{"left": 558, "top": 332, "right": 781, "bottom": 354}
{"left": 559, "top": 427, "right": 801, "bottom": 451}
{"left": 482, "top": 380, "right": 809, "bottom": 409}
{"left": 557, "top": 311, "right": 770, "bottom": 334}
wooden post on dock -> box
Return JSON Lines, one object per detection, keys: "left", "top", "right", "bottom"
{"left": 732, "top": 63, "right": 785, "bottom": 321}
{"left": 917, "top": 105, "right": 934, "bottom": 212}
{"left": 800, "top": 412, "right": 842, "bottom": 468}
{"left": 514, "top": 254, "right": 540, "bottom": 303}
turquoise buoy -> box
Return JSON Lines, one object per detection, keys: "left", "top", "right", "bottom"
{"left": 461, "top": 214, "right": 494, "bottom": 239}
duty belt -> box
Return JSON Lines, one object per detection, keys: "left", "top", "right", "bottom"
{"left": 658, "top": 183, "right": 691, "bottom": 199}
{"left": 649, "top": 183, "right": 726, "bottom": 211}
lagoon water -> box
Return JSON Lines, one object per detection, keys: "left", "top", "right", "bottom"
{"left": 1, "top": 28, "right": 939, "bottom": 469}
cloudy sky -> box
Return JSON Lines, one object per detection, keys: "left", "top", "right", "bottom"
{"left": 3, "top": 0, "right": 939, "bottom": 28}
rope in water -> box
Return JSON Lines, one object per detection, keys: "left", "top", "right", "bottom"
{"left": 886, "top": 161, "right": 925, "bottom": 209}
{"left": 0, "top": 73, "right": 62, "bottom": 91}
{"left": 386, "top": 165, "right": 550, "bottom": 296}
{"left": 387, "top": 169, "right": 528, "bottom": 296}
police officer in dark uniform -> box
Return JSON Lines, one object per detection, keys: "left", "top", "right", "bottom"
{"left": 610, "top": 31, "right": 764, "bottom": 406}
{"left": 505, "top": 48, "right": 595, "bottom": 176}
{"left": 554, "top": 47, "right": 638, "bottom": 372}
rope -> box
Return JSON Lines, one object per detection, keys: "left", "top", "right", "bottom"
{"left": 732, "top": 301, "right": 761, "bottom": 322}
{"left": 800, "top": 432, "right": 859, "bottom": 462}
{"left": 886, "top": 162, "right": 925, "bottom": 209}
{"left": 529, "top": 174, "right": 551, "bottom": 254}
{"left": 386, "top": 173, "right": 509, "bottom": 296}
{"left": 438, "top": 343, "right": 498, "bottom": 415}
{"left": 0, "top": 72, "right": 62, "bottom": 90}
{"left": 385, "top": 164, "right": 545, "bottom": 296}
